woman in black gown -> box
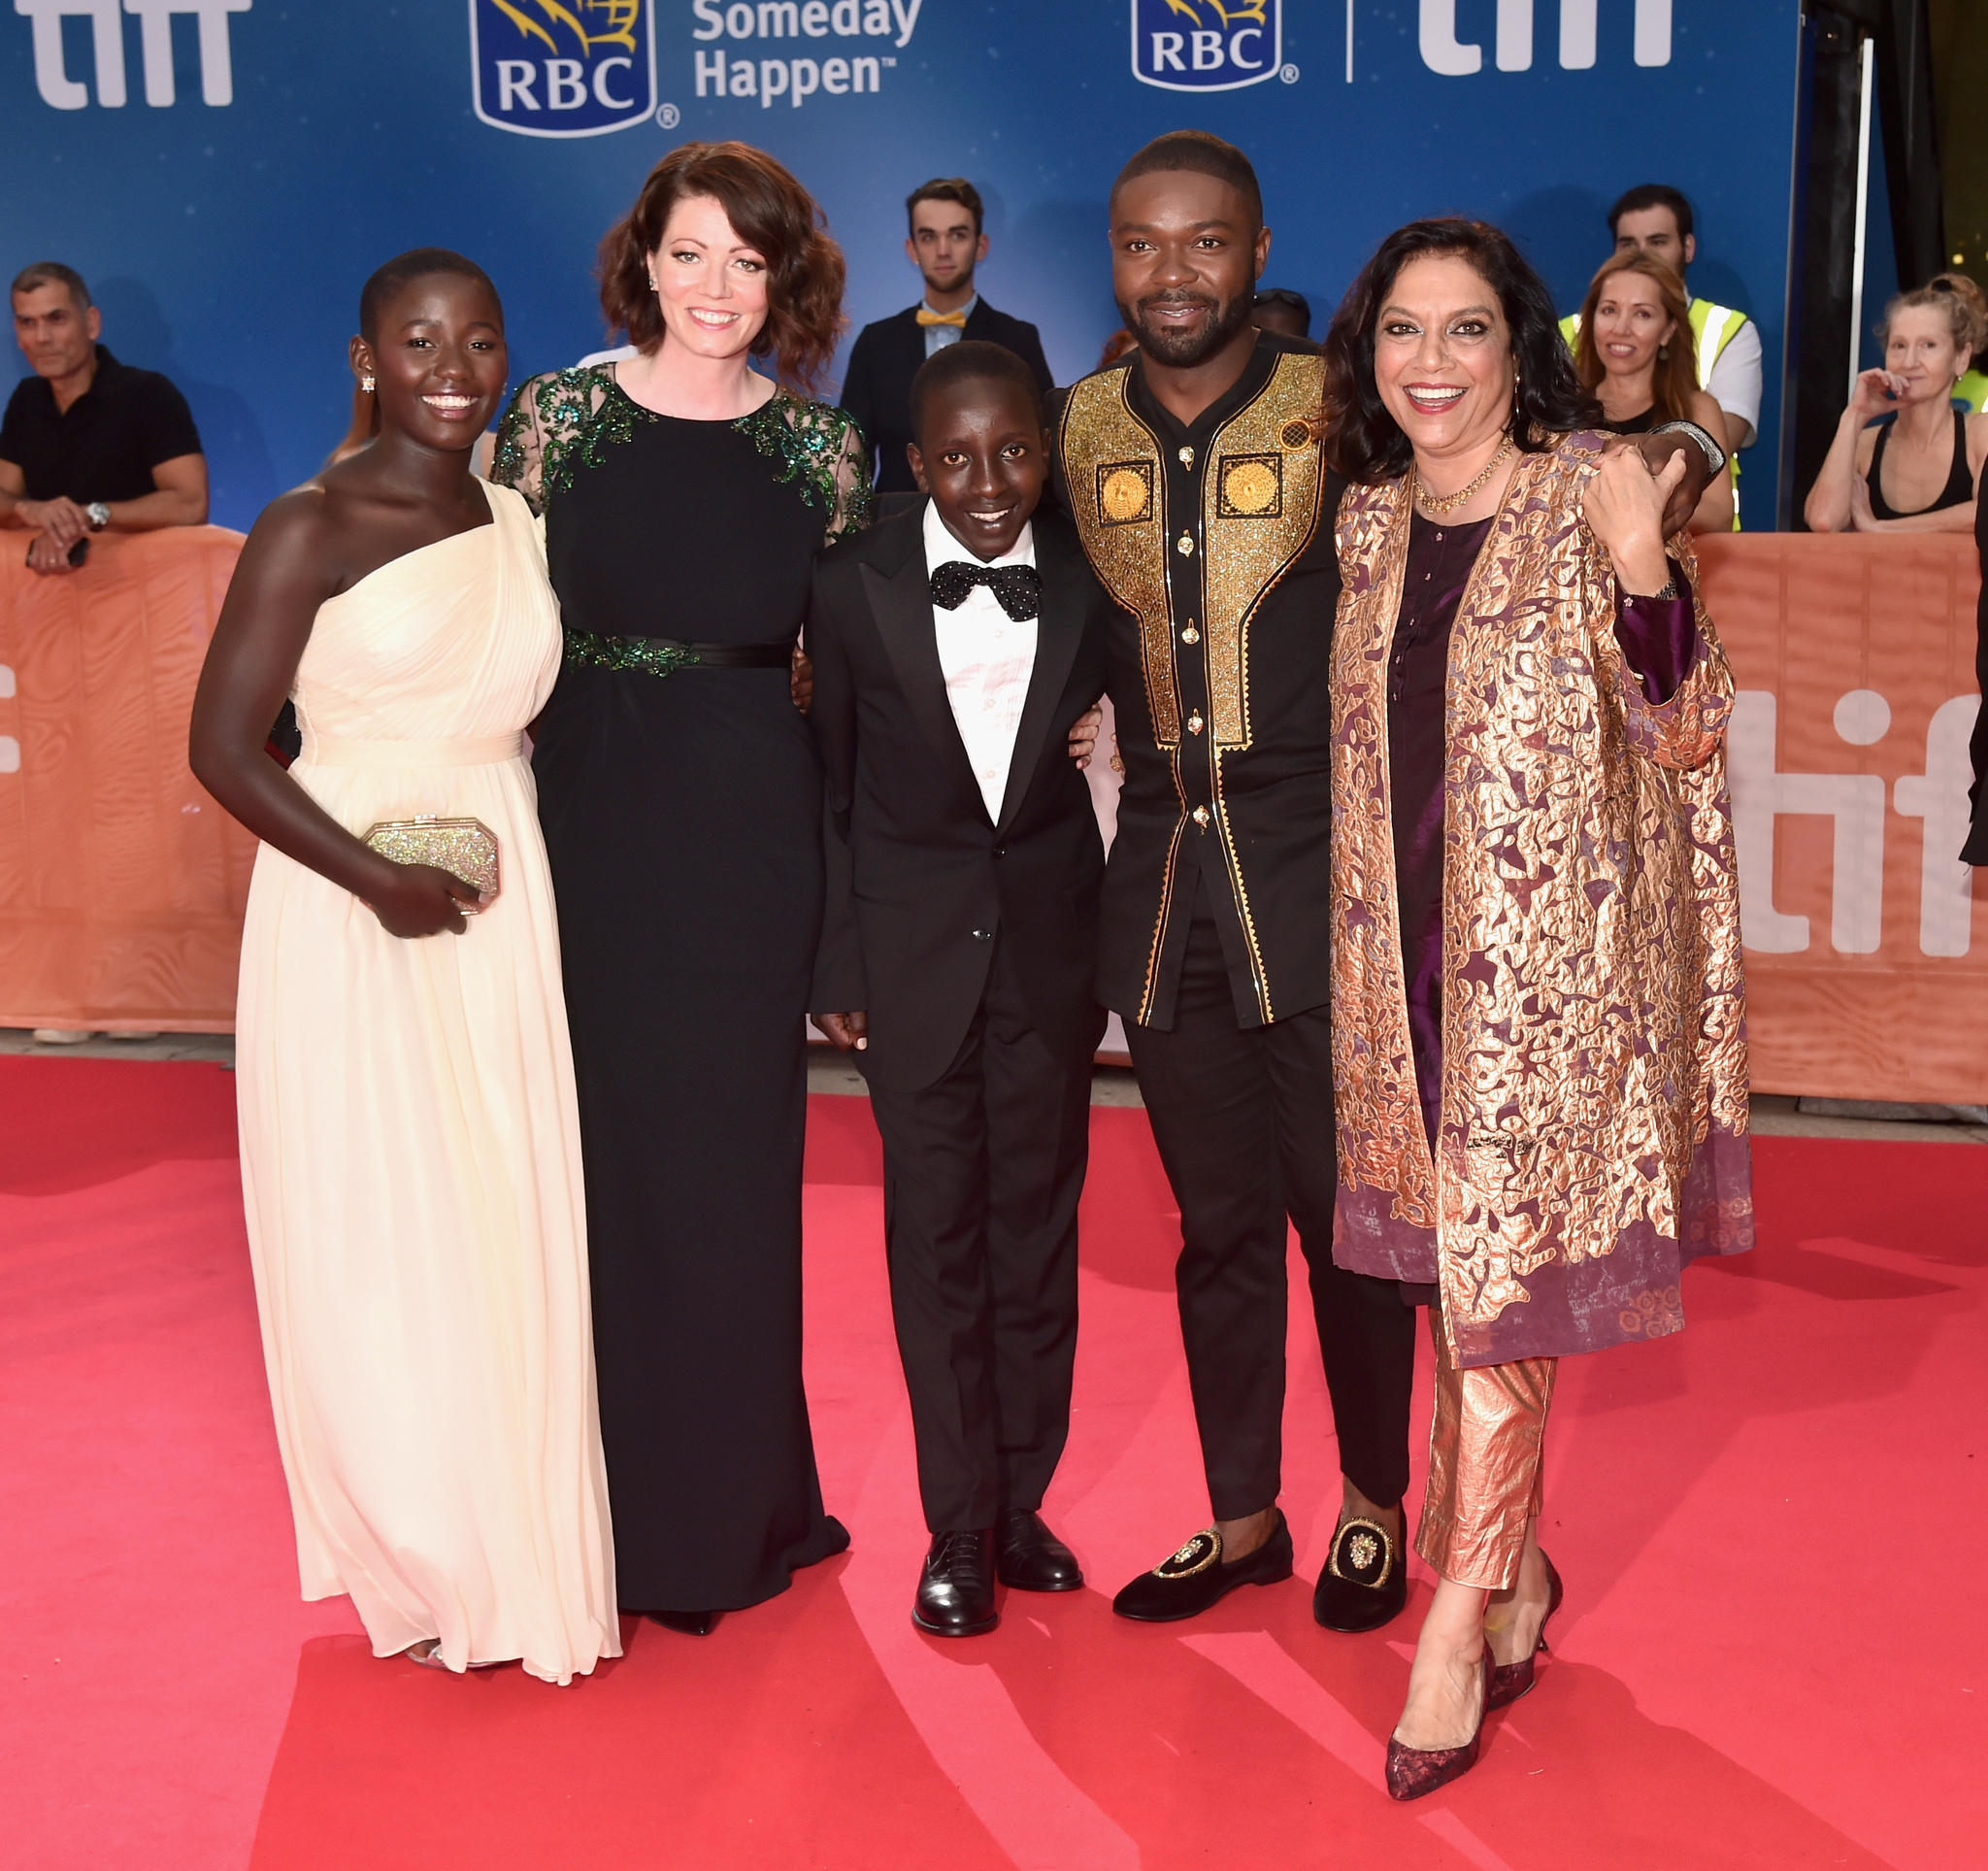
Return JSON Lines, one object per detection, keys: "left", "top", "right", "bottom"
{"left": 492, "top": 143, "right": 867, "bottom": 1628}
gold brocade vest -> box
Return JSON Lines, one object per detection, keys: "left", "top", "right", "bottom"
{"left": 1058, "top": 351, "right": 1326, "bottom": 753}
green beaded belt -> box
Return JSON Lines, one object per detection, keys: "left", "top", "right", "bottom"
{"left": 563, "top": 629, "right": 793, "bottom": 678}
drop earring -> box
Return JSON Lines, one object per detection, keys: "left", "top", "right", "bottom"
{"left": 361, "top": 375, "right": 375, "bottom": 392}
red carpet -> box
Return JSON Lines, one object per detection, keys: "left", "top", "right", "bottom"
{"left": 3, "top": 1054, "right": 1983, "bottom": 1869}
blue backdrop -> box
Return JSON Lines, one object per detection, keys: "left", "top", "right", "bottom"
{"left": 3, "top": 1, "right": 1802, "bottom": 530}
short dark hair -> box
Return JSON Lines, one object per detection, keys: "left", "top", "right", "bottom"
{"left": 1607, "top": 184, "right": 1694, "bottom": 243}
{"left": 358, "top": 248, "right": 500, "bottom": 343}
{"left": 1322, "top": 217, "right": 1600, "bottom": 484}
{"left": 599, "top": 141, "right": 845, "bottom": 393}
{"left": 11, "top": 261, "right": 90, "bottom": 312}
{"left": 1111, "top": 130, "right": 1262, "bottom": 228}
{"left": 1253, "top": 287, "right": 1310, "bottom": 329}
{"left": 907, "top": 178, "right": 983, "bottom": 240}
{"left": 909, "top": 341, "right": 1044, "bottom": 448}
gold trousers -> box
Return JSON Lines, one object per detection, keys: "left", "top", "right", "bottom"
{"left": 1414, "top": 1306, "right": 1557, "bottom": 1590}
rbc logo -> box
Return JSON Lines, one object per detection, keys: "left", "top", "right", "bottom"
{"left": 1132, "top": 0, "right": 1280, "bottom": 92}
{"left": 470, "top": 0, "right": 657, "bottom": 138}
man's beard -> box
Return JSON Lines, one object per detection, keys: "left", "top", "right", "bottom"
{"left": 1120, "top": 289, "right": 1253, "bottom": 367}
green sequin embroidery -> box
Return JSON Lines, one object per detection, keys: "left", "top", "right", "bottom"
{"left": 736, "top": 394, "right": 874, "bottom": 539}
{"left": 562, "top": 629, "right": 708, "bottom": 679}
{"left": 492, "top": 370, "right": 871, "bottom": 541}
{"left": 493, "top": 365, "right": 642, "bottom": 510}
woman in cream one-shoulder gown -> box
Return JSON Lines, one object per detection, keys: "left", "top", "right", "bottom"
{"left": 191, "top": 251, "right": 616, "bottom": 1684}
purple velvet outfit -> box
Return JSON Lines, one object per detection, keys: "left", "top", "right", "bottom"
{"left": 1386, "top": 511, "right": 1700, "bottom": 1151}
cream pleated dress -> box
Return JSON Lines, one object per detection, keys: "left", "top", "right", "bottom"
{"left": 235, "top": 480, "right": 618, "bottom": 1684}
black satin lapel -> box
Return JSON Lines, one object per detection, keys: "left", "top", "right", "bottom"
{"left": 995, "top": 528, "right": 1086, "bottom": 831}
{"left": 861, "top": 555, "right": 987, "bottom": 819}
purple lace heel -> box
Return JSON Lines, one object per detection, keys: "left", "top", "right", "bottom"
{"left": 1485, "top": 1551, "right": 1564, "bottom": 1712}
{"left": 1385, "top": 1654, "right": 1490, "bottom": 1801}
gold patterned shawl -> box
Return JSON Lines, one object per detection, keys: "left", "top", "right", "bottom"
{"left": 1330, "top": 436, "right": 1752, "bottom": 1366}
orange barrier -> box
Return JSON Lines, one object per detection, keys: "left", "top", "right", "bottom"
{"left": 0, "top": 526, "right": 253, "bottom": 1033}
{"left": 0, "top": 527, "right": 1981, "bottom": 1094}
{"left": 1699, "top": 532, "right": 1985, "bottom": 1103}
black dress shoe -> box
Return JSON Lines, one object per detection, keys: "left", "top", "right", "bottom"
{"left": 1111, "top": 1511, "right": 1294, "bottom": 1622}
{"left": 646, "top": 1609, "right": 721, "bottom": 1636}
{"left": 1312, "top": 1506, "right": 1409, "bottom": 1633}
{"left": 912, "top": 1528, "right": 999, "bottom": 1637}
{"left": 995, "top": 1509, "right": 1083, "bottom": 1592}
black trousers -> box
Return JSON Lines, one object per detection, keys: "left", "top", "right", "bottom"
{"left": 1125, "top": 903, "right": 1416, "bottom": 1520}
{"left": 865, "top": 937, "right": 1096, "bottom": 1532}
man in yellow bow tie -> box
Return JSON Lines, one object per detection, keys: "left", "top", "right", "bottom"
{"left": 841, "top": 177, "right": 1055, "bottom": 496}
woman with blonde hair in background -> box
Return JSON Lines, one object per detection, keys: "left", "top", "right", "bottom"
{"left": 1806, "top": 273, "right": 1987, "bottom": 534}
{"left": 1572, "top": 251, "right": 1733, "bottom": 531}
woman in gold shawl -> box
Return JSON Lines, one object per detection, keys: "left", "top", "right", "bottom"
{"left": 1319, "top": 220, "right": 1751, "bottom": 1798}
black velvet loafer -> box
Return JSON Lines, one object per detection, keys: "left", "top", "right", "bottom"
{"left": 1111, "top": 1510, "right": 1294, "bottom": 1622}
{"left": 1312, "top": 1508, "right": 1408, "bottom": 1633}
{"left": 995, "top": 1508, "right": 1084, "bottom": 1592}
{"left": 912, "top": 1528, "right": 999, "bottom": 1637}
{"left": 646, "top": 1609, "right": 721, "bottom": 1636}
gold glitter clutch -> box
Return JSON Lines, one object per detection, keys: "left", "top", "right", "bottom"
{"left": 360, "top": 816, "right": 501, "bottom": 914}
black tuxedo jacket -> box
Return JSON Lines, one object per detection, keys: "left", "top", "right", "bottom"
{"left": 839, "top": 300, "right": 1055, "bottom": 496}
{"left": 808, "top": 502, "right": 1110, "bottom": 1092}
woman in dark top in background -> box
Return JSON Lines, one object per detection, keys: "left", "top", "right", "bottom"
{"left": 1806, "top": 274, "right": 1986, "bottom": 537}
{"left": 493, "top": 142, "right": 868, "bottom": 1633}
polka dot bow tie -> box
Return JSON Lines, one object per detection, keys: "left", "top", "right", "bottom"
{"left": 929, "top": 559, "right": 1042, "bottom": 622}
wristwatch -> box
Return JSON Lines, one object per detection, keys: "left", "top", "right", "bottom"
{"left": 85, "top": 501, "right": 110, "bottom": 532}
{"left": 1649, "top": 420, "right": 1728, "bottom": 479}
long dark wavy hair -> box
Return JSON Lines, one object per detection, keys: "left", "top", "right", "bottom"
{"left": 1323, "top": 218, "right": 1598, "bottom": 484}
{"left": 598, "top": 141, "right": 846, "bottom": 395}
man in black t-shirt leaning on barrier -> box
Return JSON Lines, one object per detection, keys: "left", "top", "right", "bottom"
{"left": 0, "top": 260, "right": 208, "bottom": 577}
{"left": 1, "top": 259, "right": 210, "bottom": 1047}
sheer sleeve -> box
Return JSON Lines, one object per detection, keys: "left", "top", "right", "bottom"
{"left": 490, "top": 367, "right": 623, "bottom": 518}
{"left": 826, "top": 409, "right": 874, "bottom": 544}
{"left": 734, "top": 392, "right": 874, "bottom": 545}
{"left": 490, "top": 375, "right": 549, "bottom": 514}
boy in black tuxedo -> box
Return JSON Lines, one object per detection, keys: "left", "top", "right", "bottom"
{"left": 810, "top": 343, "right": 1111, "bottom": 1637}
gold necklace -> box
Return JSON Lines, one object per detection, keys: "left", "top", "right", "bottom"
{"left": 1413, "top": 440, "right": 1513, "bottom": 516}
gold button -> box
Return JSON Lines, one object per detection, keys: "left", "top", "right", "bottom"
{"left": 1176, "top": 534, "right": 1194, "bottom": 556}
{"left": 1181, "top": 624, "right": 1200, "bottom": 645}
{"left": 1187, "top": 712, "right": 1204, "bottom": 735}
{"left": 1178, "top": 447, "right": 1195, "bottom": 469}
{"left": 1192, "top": 806, "right": 1210, "bottom": 827}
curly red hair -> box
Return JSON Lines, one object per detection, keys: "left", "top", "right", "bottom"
{"left": 599, "top": 141, "right": 845, "bottom": 395}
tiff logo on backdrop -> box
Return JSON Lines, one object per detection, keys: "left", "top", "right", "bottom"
{"left": 1417, "top": 0, "right": 1673, "bottom": 73}
{"left": 471, "top": 0, "right": 657, "bottom": 137}
{"left": 15, "top": 0, "right": 251, "bottom": 109}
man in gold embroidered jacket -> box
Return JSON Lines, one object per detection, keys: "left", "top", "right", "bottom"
{"left": 1330, "top": 438, "right": 1754, "bottom": 1370}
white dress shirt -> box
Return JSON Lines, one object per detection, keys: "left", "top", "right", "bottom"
{"left": 923, "top": 498, "right": 1038, "bottom": 822}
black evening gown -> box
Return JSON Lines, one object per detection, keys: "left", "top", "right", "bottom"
{"left": 493, "top": 367, "right": 867, "bottom": 1611}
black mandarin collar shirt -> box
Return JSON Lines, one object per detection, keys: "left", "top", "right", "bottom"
{"left": 0, "top": 345, "right": 203, "bottom": 504}
{"left": 1050, "top": 329, "right": 1347, "bottom": 1030}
